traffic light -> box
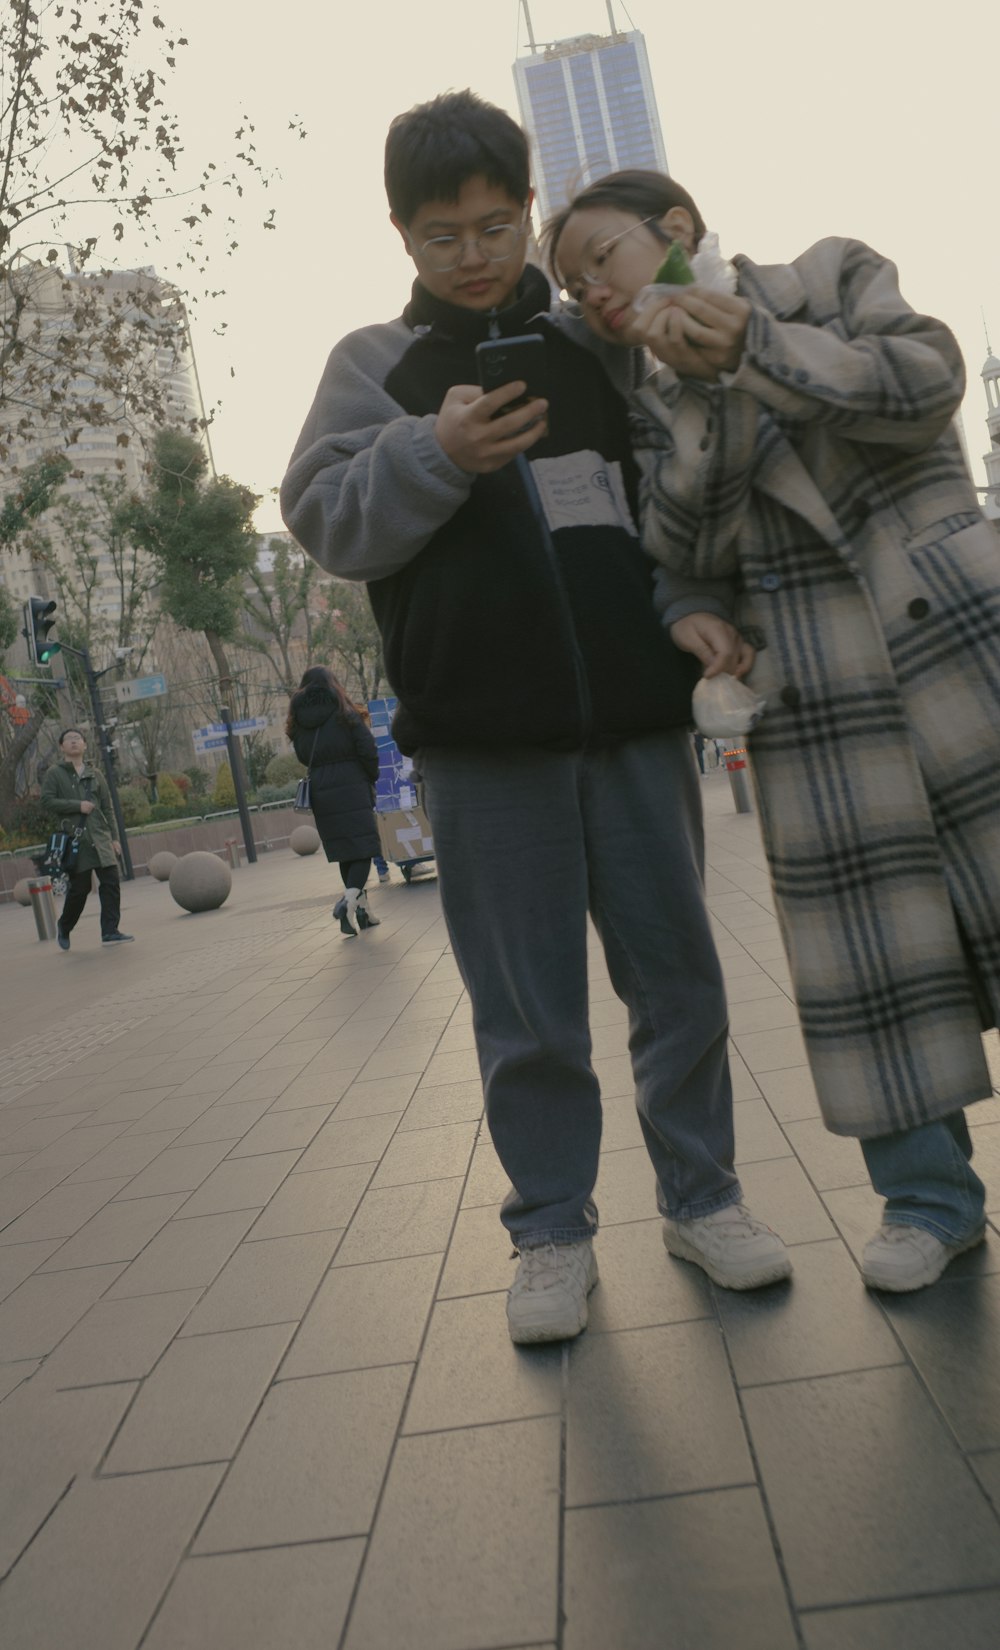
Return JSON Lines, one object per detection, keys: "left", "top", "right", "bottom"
{"left": 22, "top": 596, "right": 59, "bottom": 666}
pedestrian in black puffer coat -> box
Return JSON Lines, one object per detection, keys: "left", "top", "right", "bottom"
{"left": 286, "top": 667, "right": 381, "bottom": 937}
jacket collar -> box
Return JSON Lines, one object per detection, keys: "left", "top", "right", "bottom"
{"left": 734, "top": 254, "right": 806, "bottom": 319}
{"left": 403, "top": 263, "right": 554, "bottom": 343}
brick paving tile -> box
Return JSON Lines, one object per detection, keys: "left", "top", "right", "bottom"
{"left": 1, "top": 787, "right": 999, "bottom": 1649}
{"left": 142, "top": 1541, "right": 365, "bottom": 1650}
{"left": 0, "top": 1465, "right": 223, "bottom": 1650}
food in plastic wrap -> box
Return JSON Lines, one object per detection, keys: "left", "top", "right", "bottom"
{"left": 633, "top": 232, "right": 739, "bottom": 314}
{"left": 653, "top": 242, "right": 695, "bottom": 286}
{"left": 692, "top": 673, "right": 767, "bottom": 737}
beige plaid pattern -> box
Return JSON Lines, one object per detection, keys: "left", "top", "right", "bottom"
{"left": 632, "top": 237, "right": 1000, "bottom": 1138}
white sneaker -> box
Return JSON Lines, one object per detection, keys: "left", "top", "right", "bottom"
{"left": 862, "top": 1222, "right": 986, "bottom": 1292}
{"left": 662, "top": 1203, "right": 792, "bottom": 1290}
{"left": 507, "top": 1239, "right": 598, "bottom": 1344}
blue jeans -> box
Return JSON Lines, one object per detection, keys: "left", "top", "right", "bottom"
{"left": 420, "top": 732, "right": 741, "bottom": 1248}
{"left": 861, "top": 1112, "right": 987, "bottom": 1244}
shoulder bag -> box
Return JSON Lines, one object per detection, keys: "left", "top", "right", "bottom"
{"left": 293, "top": 729, "right": 321, "bottom": 812}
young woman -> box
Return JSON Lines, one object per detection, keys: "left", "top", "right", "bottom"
{"left": 286, "top": 667, "right": 381, "bottom": 936}
{"left": 548, "top": 170, "right": 999, "bottom": 1292}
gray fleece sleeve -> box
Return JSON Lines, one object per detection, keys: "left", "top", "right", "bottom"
{"left": 280, "top": 319, "right": 475, "bottom": 582}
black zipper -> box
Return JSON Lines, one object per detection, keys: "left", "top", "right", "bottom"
{"left": 484, "top": 306, "right": 592, "bottom": 742}
{"left": 513, "top": 452, "right": 593, "bottom": 744}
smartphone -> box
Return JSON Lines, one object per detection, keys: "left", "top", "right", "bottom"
{"left": 475, "top": 333, "right": 547, "bottom": 418}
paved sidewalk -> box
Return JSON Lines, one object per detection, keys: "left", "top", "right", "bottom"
{"left": 1, "top": 776, "right": 999, "bottom": 1649}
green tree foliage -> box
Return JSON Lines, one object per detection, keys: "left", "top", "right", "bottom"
{"left": 239, "top": 541, "right": 318, "bottom": 690}
{"left": 211, "top": 761, "right": 236, "bottom": 809}
{"left": 155, "top": 771, "right": 183, "bottom": 807}
{"left": 127, "top": 427, "right": 259, "bottom": 699}
{"left": 0, "top": 585, "right": 16, "bottom": 656}
{"left": 117, "top": 782, "right": 151, "bottom": 827}
{"left": 313, "top": 580, "right": 385, "bottom": 705}
{"left": 264, "top": 752, "right": 306, "bottom": 786}
{"left": 0, "top": 453, "right": 70, "bottom": 550}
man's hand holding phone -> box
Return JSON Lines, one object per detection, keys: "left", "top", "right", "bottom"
{"left": 435, "top": 381, "right": 548, "bottom": 475}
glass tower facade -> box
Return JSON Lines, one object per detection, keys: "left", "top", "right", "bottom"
{"left": 513, "top": 31, "right": 668, "bottom": 225}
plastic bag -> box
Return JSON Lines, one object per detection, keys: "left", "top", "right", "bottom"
{"left": 692, "top": 673, "right": 766, "bottom": 738}
{"left": 633, "top": 231, "right": 738, "bottom": 315}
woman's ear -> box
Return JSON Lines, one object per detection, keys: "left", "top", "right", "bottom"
{"left": 661, "top": 206, "right": 697, "bottom": 254}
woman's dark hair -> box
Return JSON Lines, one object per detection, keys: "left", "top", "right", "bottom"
{"left": 541, "top": 169, "right": 708, "bottom": 285}
{"left": 385, "top": 90, "right": 530, "bottom": 225}
{"left": 285, "top": 667, "right": 360, "bottom": 738}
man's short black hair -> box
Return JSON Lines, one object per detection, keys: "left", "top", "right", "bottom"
{"left": 385, "top": 90, "right": 530, "bottom": 225}
{"left": 58, "top": 728, "right": 85, "bottom": 744}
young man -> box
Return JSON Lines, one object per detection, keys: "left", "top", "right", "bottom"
{"left": 281, "top": 92, "right": 790, "bottom": 1343}
{"left": 41, "top": 729, "right": 133, "bottom": 949}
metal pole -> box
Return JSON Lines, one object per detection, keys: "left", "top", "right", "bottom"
{"left": 520, "top": 0, "right": 537, "bottom": 51}
{"left": 220, "top": 706, "right": 257, "bottom": 864}
{"left": 80, "top": 647, "right": 134, "bottom": 880}
{"left": 723, "top": 741, "right": 754, "bottom": 815}
{"left": 27, "top": 877, "right": 58, "bottom": 941}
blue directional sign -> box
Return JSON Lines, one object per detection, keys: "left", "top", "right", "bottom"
{"left": 115, "top": 673, "right": 167, "bottom": 704}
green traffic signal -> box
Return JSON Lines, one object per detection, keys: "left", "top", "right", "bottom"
{"left": 23, "top": 596, "right": 59, "bottom": 666}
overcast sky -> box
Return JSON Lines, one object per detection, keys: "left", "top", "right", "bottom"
{"left": 142, "top": 0, "right": 999, "bottom": 529}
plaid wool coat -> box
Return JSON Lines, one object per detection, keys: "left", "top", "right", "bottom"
{"left": 631, "top": 236, "right": 1000, "bottom": 1138}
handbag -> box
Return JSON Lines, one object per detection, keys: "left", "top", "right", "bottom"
{"left": 41, "top": 823, "right": 85, "bottom": 877}
{"left": 293, "top": 729, "right": 320, "bottom": 813}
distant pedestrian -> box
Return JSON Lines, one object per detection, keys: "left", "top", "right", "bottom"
{"left": 286, "top": 667, "right": 381, "bottom": 936}
{"left": 41, "top": 729, "right": 133, "bottom": 950}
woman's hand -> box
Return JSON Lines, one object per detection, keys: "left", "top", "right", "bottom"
{"left": 628, "top": 290, "right": 751, "bottom": 382}
{"left": 670, "top": 613, "right": 755, "bottom": 678}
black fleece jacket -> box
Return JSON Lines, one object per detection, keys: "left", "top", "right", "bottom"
{"left": 282, "top": 265, "right": 697, "bottom": 754}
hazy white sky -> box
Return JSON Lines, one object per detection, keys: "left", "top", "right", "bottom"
{"left": 139, "top": 0, "right": 999, "bottom": 529}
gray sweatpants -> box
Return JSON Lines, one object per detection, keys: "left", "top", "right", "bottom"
{"left": 419, "top": 730, "right": 740, "bottom": 1247}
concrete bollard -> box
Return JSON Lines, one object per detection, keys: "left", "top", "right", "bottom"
{"left": 224, "top": 838, "right": 241, "bottom": 870}
{"left": 722, "top": 742, "right": 754, "bottom": 815}
{"left": 27, "top": 877, "right": 58, "bottom": 941}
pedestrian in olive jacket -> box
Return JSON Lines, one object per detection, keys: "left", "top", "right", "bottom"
{"left": 286, "top": 668, "right": 381, "bottom": 937}
{"left": 40, "top": 728, "right": 133, "bottom": 949}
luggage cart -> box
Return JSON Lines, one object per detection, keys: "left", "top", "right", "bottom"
{"left": 369, "top": 697, "right": 436, "bottom": 883}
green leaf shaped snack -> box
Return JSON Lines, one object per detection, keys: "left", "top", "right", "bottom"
{"left": 653, "top": 242, "right": 695, "bottom": 285}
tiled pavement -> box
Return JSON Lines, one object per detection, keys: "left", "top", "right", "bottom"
{"left": 2, "top": 774, "right": 1000, "bottom": 1649}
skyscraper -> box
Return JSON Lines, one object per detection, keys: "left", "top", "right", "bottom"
{"left": 513, "top": 4, "right": 668, "bottom": 225}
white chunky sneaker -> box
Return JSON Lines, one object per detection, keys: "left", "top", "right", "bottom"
{"left": 861, "top": 1222, "right": 986, "bottom": 1292}
{"left": 662, "top": 1203, "right": 792, "bottom": 1290}
{"left": 507, "top": 1239, "right": 598, "bottom": 1344}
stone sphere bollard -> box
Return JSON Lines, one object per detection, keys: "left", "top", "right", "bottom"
{"left": 169, "top": 851, "right": 232, "bottom": 913}
{"left": 290, "top": 825, "right": 320, "bottom": 856}
{"left": 13, "top": 878, "right": 33, "bottom": 906}
{"left": 148, "top": 851, "right": 178, "bottom": 882}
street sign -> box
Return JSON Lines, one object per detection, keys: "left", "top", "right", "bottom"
{"left": 192, "top": 716, "right": 269, "bottom": 740}
{"left": 191, "top": 716, "right": 270, "bottom": 754}
{"left": 115, "top": 673, "right": 167, "bottom": 703}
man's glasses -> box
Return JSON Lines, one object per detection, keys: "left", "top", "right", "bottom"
{"left": 565, "top": 215, "right": 666, "bottom": 302}
{"left": 417, "top": 209, "right": 529, "bottom": 273}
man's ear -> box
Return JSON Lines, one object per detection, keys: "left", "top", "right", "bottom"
{"left": 389, "top": 212, "right": 414, "bottom": 257}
